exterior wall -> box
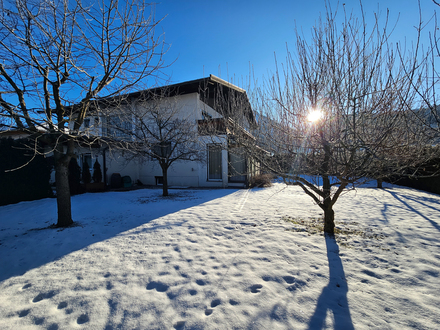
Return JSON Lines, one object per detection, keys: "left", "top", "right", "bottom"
{"left": 139, "top": 158, "right": 199, "bottom": 187}
{"left": 138, "top": 147, "right": 230, "bottom": 188}
{"left": 71, "top": 91, "right": 248, "bottom": 189}
{"left": 66, "top": 147, "right": 140, "bottom": 187}
{"left": 137, "top": 93, "right": 232, "bottom": 188}
{"left": 196, "top": 97, "right": 231, "bottom": 187}
{"left": 105, "top": 151, "right": 140, "bottom": 185}
{"left": 47, "top": 146, "right": 145, "bottom": 186}
{"left": 70, "top": 115, "right": 105, "bottom": 137}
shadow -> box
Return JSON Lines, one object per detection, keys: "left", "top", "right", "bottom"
{"left": 379, "top": 199, "right": 408, "bottom": 244}
{"left": 384, "top": 189, "right": 440, "bottom": 233}
{"left": 380, "top": 202, "right": 390, "bottom": 224}
{"left": 308, "top": 235, "right": 354, "bottom": 330}
{"left": 0, "top": 188, "right": 237, "bottom": 283}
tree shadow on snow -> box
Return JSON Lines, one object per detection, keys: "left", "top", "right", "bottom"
{"left": 308, "top": 235, "right": 354, "bottom": 330}
{"left": 384, "top": 189, "right": 440, "bottom": 233}
{"left": 0, "top": 188, "right": 237, "bottom": 283}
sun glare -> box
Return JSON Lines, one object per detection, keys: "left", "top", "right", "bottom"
{"left": 307, "top": 110, "right": 323, "bottom": 123}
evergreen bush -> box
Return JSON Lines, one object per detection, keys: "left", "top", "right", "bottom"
{"left": 81, "top": 161, "right": 91, "bottom": 184}
{"left": 92, "top": 159, "right": 102, "bottom": 183}
{"left": 68, "top": 157, "right": 82, "bottom": 195}
{"left": 0, "top": 137, "right": 53, "bottom": 206}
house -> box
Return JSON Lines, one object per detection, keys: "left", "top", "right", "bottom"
{"left": 73, "top": 75, "right": 261, "bottom": 188}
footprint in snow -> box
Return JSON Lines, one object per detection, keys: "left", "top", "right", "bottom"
{"left": 262, "top": 275, "right": 275, "bottom": 282}
{"left": 32, "top": 290, "right": 57, "bottom": 303}
{"left": 211, "top": 298, "right": 221, "bottom": 308}
{"left": 250, "top": 284, "right": 263, "bottom": 293}
{"left": 283, "top": 275, "right": 295, "bottom": 284}
{"left": 196, "top": 279, "right": 206, "bottom": 286}
{"left": 286, "top": 279, "right": 307, "bottom": 292}
{"left": 18, "top": 309, "right": 30, "bottom": 318}
{"left": 146, "top": 281, "right": 169, "bottom": 292}
{"left": 205, "top": 298, "right": 221, "bottom": 316}
{"left": 173, "top": 320, "right": 186, "bottom": 329}
{"left": 77, "top": 314, "right": 89, "bottom": 325}
{"left": 361, "top": 269, "right": 382, "bottom": 279}
{"left": 57, "top": 302, "right": 68, "bottom": 310}
{"left": 47, "top": 323, "right": 59, "bottom": 330}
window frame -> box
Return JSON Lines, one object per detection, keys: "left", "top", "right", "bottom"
{"left": 207, "top": 144, "right": 222, "bottom": 181}
{"left": 107, "top": 115, "right": 133, "bottom": 139}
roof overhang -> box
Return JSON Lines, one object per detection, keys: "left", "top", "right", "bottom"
{"left": 84, "top": 75, "right": 255, "bottom": 126}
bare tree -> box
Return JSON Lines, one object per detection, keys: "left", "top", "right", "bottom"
{"left": 105, "top": 88, "right": 204, "bottom": 197}
{"left": 241, "top": 6, "right": 433, "bottom": 235}
{"left": 0, "top": 0, "right": 167, "bottom": 226}
{"left": 399, "top": 1, "right": 440, "bottom": 141}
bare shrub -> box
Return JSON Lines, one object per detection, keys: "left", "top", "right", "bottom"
{"left": 249, "top": 174, "right": 273, "bottom": 188}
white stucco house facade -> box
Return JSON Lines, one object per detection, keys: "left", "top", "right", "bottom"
{"left": 72, "top": 75, "right": 260, "bottom": 189}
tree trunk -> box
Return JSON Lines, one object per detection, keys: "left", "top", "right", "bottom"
{"left": 377, "top": 178, "right": 383, "bottom": 188}
{"left": 321, "top": 173, "right": 335, "bottom": 235}
{"left": 161, "top": 164, "right": 169, "bottom": 197}
{"left": 323, "top": 205, "right": 335, "bottom": 235}
{"left": 54, "top": 144, "right": 73, "bottom": 227}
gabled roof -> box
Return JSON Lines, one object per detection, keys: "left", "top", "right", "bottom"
{"left": 92, "top": 74, "right": 255, "bottom": 125}
{"left": 130, "top": 74, "right": 247, "bottom": 97}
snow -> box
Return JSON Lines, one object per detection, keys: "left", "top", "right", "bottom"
{"left": 0, "top": 183, "right": 439, "bottom": 329}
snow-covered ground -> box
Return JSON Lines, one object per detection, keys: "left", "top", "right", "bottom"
{"left": 0, "top": 182, "right": 439, "bottom": 329}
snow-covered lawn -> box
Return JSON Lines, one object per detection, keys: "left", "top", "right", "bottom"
{"left": 0, "top": 183, "right": 439, "bottom": 329}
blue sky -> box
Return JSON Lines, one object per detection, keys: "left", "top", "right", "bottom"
{"left": 154, "top": 0, "right": 439, "bottom": 88}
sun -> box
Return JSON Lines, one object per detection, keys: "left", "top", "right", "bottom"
{"left": 307, "top": 109, "right": 323, "bottom": 123}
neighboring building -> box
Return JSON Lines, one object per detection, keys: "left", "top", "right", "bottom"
{"left": 0, "top": 129, "right": 33, "bottom": 140}
{"left": 72, "top": 75, "right": 260, "bottom": 188}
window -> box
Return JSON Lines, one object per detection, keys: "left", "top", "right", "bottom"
{"left": 107, "top": 116, "right": 132, "bottom": 139}
{"left": 84, "top": 118, "right": 90, "bottom": 128}
{"left": 155, "top": 176, "right": 163, "bottom": 185}
{"left": 208, "top": 145, "right": 222, "bottom": 180}
{"left": 152, "top": 141, "right": 172, "bottom": 159}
